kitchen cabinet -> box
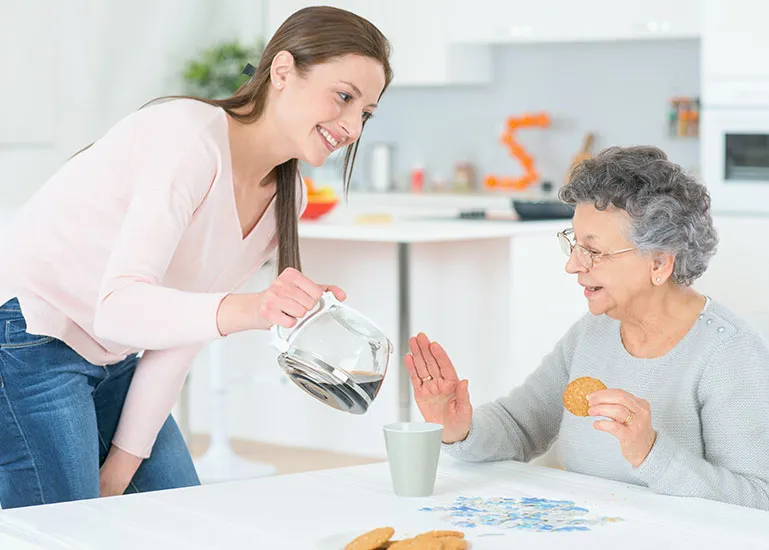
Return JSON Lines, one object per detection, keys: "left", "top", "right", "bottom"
{"left": 264, "top": 0, "right": 491, "bottom": 86}
{"left": 450, "top": 0, "right": 701, "bottom": 44}
{"left": 265, "top": 0, "right": 700, "bottom": 86}
{"left": 625, "top": 0, "right": 701, "bottom": 40}
{"left": 701, "top": 0, "right": 769, "bottom": 105}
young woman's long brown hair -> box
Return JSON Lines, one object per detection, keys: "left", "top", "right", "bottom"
{"left": 76, "top": 6, "right": 392, "bottom": 274}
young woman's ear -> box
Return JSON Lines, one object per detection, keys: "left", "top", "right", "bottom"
{"left": 270, "top": 51, "right": 295, "bottom": 90}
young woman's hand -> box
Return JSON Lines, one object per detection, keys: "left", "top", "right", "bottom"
{"left": 99, "top": 445, "right": 142, "bottom": 497}
{"left": 216, "top": 267, "right": 346, "bottom": 335}
{"left": 405, "top": 333, "right": 473, "bottom": 444}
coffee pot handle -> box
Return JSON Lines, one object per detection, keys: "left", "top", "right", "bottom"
{"left": 269, "top": 291, "right": 335, "bottom": 353}
{"left": 270, "top": 324, "right": 291, "bottom": 353}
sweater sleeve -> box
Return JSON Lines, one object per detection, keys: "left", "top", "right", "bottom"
{"left": 112, "top": 345, "right": 203, "bottom": 458}
{"left": 442, "top": 319, "right": 581, "bottom": 463}
{"left": 92, "top": 131, "right": 228, "bottom": 350}
{"left": 634, "top": 332, "right": 769, "bottom": 510}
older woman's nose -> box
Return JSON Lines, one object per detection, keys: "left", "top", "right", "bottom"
{"left": 565, "top": 249, "right": 587, "bottom": 274}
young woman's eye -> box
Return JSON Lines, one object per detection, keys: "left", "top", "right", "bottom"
{"left": 362, "top": 111, "right": 374, "bottom": 122}
{"left": 337, "top": 92, "right": 352, "bottom": 102}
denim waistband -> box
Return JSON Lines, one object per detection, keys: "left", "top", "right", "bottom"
{"left": 0, "top": 297, "right": 21, "bottom": 312}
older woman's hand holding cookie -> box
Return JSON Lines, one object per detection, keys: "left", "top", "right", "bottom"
{"left": 405, "top": 333, "right": 473, "bottom": 444}
{"left": 587, "top": 389, "right": 657, "bottom": 468}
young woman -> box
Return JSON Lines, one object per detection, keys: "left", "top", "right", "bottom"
{"left": 0, "top": 6, "right": 392, "bottom": 509}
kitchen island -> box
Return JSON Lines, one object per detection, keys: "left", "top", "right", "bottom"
{"left": 195, "top": 208, "right": 769, "bottom": 461}
{"left": 203, "top": 215, "right": 588, "bottom": 459}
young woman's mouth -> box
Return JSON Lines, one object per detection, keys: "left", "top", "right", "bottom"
{"left": 316, "top": 125, "right": 339, "bottom": 151}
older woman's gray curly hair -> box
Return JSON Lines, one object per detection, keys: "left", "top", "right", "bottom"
{"left": 558, "top": 145, "right": 718, "bottom": 286}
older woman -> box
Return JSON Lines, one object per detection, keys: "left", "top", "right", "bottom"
{"left": 406, "top": 145, "right": 769, "bottom": 510}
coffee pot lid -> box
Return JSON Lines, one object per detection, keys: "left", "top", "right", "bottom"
{"left": 277, "top": 349, "right": 372, "bottom": 415}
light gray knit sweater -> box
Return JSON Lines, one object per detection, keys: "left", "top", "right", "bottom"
{"left": 443, "top": 299, "right": 769, "bottom": 510}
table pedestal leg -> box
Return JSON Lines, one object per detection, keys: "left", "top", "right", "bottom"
{"left": 398, "top": 242, "right": 412, "bottom": 422}
{"left": 193, "top": 339, "right": 277, "bottom": 483}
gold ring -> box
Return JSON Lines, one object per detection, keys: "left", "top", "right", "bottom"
{"left": 624, "top": 411, "right": 633, "bottom": 425}
{"left": 421, "top": 375, "right": 433, "bottom": 382}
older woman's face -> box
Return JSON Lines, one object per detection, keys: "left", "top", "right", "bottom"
{"left": 566, "top": 204, "right": 652, "bottom": 319}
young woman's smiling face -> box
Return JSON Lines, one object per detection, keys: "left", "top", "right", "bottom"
{"left": 271, "top": 53, "right": 385, "bottom": 167}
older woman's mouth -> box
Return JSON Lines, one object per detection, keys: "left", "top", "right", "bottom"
{"left": 583, "top": 285, "right": 603, "bottom": 298}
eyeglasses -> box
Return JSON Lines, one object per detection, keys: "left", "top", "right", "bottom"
{"left": 557, "top": 228, "right": 636, "bottom": 269}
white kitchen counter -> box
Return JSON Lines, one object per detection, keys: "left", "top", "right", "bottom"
{"left": 212, "top": 216, "right": 587, "bottom": 459}
{"left": 295, "top": 217, "right": 574, "bottom": 425}
{"left": 1, "top": 457, "right": 767, "bottom": 549}
{"left": 222, "top": 211, "right": 769, "bottom": 460}
{"left": 298, "top": 218, "right": 567, "bottom": 243}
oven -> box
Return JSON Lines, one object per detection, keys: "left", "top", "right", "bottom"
{"left": 701, "top": 107, "right": 769, "bottom": 214}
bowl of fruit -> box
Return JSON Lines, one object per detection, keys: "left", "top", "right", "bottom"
{"left": 301, "top": 178, "right": 339, "bottom": 221}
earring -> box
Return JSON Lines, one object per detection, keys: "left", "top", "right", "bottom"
{"left": 276, "top": 82, "right": 282, "bottom": 88}
{"left": 655, "top": 276, "right": 662, "bottom": 284}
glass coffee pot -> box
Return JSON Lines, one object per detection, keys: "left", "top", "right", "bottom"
{"left": 271, "top": 292, "right": 392, "bottom": 414}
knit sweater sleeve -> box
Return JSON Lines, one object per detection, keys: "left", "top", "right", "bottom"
{"left": 634, "top": 331, "right": 769, "bottom": 510}
{"left": 442, "top": 318, "right": 582, "bottom": 463}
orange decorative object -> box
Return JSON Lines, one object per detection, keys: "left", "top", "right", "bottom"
{"left": 301, "top": 199, "right": 338, "bottom": 220}
{"left": 484, "top": 112, "right": 551, "bottom": 191}
{"left": 301, "top": 176, "right": 339, "bottom": 220}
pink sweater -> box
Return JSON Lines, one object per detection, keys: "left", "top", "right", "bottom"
{"left": 0, "top": 99, "right": 306, "bottom": 458}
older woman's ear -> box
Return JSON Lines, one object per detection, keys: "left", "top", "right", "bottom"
{"left": 651, "top": 253, "right": 675, "bottom": 285}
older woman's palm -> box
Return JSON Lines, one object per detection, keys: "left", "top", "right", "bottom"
{"left": 405, "top": 333, "right": 472, "bottom": 444}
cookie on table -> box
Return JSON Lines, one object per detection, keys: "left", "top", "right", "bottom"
{"left": 415, "top": 531, "right": 465, "bottom": 540}
{"left": 563, "top": 376, "right": 606, "bottom": 416}
{"left": 388, "top": 539, "right": 443, "bottom": 550}
{"left": 389, "top": 534, "right": 468, "bottom": 550}
{"left": 344, "top": 527, "right": 395, "bottom": 550}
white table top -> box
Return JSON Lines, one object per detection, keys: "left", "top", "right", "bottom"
{"left": 298, "top": 219, "right": 567, "bottom": 243}
{"left": 0, "top": 207, "right": 564, "bottom": 245}
{"left": 1, "top": 457, "right": 767, "bottom": 549}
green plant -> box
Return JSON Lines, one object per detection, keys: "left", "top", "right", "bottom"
{"left": 182, "top": 39, "right": 264, "bottom": 99}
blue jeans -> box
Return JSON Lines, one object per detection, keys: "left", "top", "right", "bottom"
{"left": 0, "top": 298, "right": 199, "bottom": 509}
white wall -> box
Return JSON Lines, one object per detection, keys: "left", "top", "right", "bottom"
{"left": 695, "top": 215, "right": 769, "bottom": 339}
{"left": 0, "top": 0, "right": 264, "bottom": 209}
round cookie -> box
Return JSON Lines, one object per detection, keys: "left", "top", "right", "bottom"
{"left": 416, "top": 531, "right": 465, "bottom": 540}
{"left": 563, "top": 376, "right": 606, "bottom": 416}
{"left": 345, "top": 527, "right": 396, "bottom": 550}
{"left": 389, "top": 539, "right": 444, "bottom": 550}
{"left": 390, "top": 533, "right": 468, "bottom": 550}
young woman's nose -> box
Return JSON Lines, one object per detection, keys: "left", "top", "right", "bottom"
{"left": 337, "top": 113, "right": 363, "bottom": 141}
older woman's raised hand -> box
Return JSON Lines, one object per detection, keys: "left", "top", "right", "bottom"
{"left": 588, "top": 388, "right": 658, "bottom": 468}
{"left": 405, "top": 333, "right": 472, "bottom": 444}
